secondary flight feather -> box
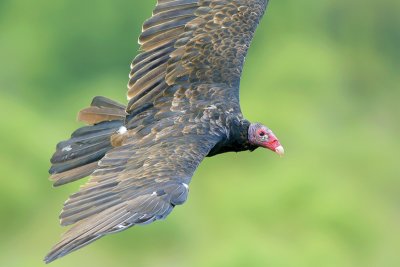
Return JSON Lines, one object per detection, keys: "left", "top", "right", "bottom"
{"left": 45, "top": 0, "right": 284, "bottom": 263}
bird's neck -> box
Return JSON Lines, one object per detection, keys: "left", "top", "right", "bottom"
{"left": 207, "top": 118, "right": 258, "bottom": 157}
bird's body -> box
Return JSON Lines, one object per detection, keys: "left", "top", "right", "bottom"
{"left": 45, "top": 0, "right": 283, "bottom": 263}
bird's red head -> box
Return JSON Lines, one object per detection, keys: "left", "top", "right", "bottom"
{"left": 248, "top": 123, "right": 284, "bottom": 156}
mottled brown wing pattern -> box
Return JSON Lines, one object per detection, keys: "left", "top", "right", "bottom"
{"left": 45, "top": 81, "right": 241, "bottom": 262}
{"left": 127, "top": 0, "right": 268, "bottom": 112}
{"left": 166, "top": 0, "right": 267, "bottom": 86}
{"left": 45, "top": 125, "right": 222, "bottom": 263}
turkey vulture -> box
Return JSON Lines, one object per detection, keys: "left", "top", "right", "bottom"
{"left": 45, "top": 0, "right": 283, "bottom": 263}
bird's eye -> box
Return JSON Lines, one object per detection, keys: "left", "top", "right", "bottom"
{"left": 259, "top": 131, "right": 265, "bottom": 137}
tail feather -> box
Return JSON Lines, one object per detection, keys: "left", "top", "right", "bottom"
{"left": 51, "top": 121, "right": 122, "bottom": 164}
{"left": 90, "top": 96, "right": 126, "bottom": 110}
{"left": 50, "top": 146, "right": 111, "bottom": 174}
{"left": 49, "top": 97, "right": 126, "bottom": 187}
{"left": 78, "top": 96, "right": 127, "bottom": 125}
{"left": 71, "top": 119, "right": 124, "bottom": 137}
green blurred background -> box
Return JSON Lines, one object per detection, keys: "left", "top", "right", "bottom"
{"left": 0, "top": 0, "right": 399, "bottom": 266}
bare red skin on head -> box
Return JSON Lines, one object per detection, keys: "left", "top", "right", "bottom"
{"left": 249, "top": 124, "right": 283, "bottom": 154}
{"left": 260, "top": 132, "right": 282, "bottom": 152}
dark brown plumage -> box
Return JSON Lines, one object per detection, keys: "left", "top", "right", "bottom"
{"left": 45, "top": 0, "right": 284, "bottom": 263}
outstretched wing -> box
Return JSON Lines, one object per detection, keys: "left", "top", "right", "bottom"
{"left": 45, "top": 124, "right": 222, "bottom": 263}
{"left": 127, "top": 0, "right": 268, "bottom": 112}
{"left": 46, "top": 79, "right": 238, "bottom": 263}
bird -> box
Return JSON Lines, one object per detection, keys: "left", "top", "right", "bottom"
{"left": 45, "top": 0, "right": 283, "bottom": 263}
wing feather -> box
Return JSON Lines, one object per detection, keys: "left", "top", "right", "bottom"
{"left": 127, "top": 0, "right": 268, "bottom": 112}
{"left": 45, "top": 127, "right": 221, "bottom": 263}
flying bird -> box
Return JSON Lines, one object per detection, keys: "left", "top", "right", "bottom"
{"left": 45, "top": 0, "right": 283, "bottom": 263}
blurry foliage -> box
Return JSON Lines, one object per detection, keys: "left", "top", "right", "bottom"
{"left": 0, "top": 0, "right": 399, "bottom": 267}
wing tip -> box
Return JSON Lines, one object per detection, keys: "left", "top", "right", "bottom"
{"left": 43, "top": 255, "right": 55, "bottom": 264}
{"left": 43, "top": 250, "right": 61, "bottom": 264}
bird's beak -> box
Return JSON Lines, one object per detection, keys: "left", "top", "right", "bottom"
{"left": 275, "top": 145, "right": 285, "bottom": 157}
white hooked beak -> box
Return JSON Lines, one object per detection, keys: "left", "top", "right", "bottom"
{"left": 275, "top": 145, "right": 285, "bottom": 157}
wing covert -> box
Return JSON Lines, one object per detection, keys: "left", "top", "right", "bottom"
{"left": 44, "top": 123, "right": 222, "bottom": 263}
{"left": 127, "top": 0, "right": 268, "bottom": 112}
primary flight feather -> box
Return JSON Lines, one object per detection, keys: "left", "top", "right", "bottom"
{"left": 45, "top": 0, "right": 283, "bottom": 263}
